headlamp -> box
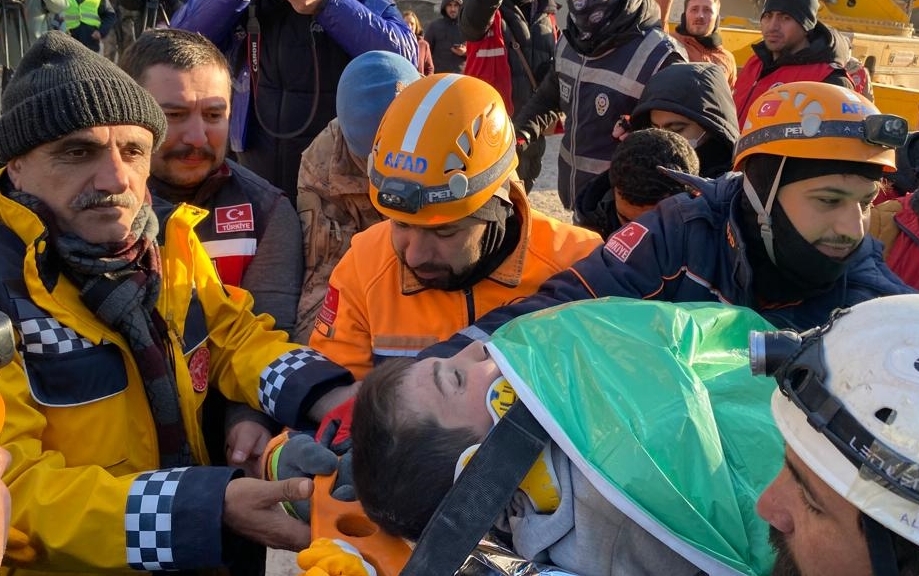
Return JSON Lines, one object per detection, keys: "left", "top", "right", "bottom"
{"left": 375, "top": 178, "right": 426, "bottom": 214}
{"left": 749, "top": 309, "right": 919, "bottom": 505}
{"left": 863, "top": 114, "right": 909, "bottom": 149}
{"left": 734, "top": 114, "right": 909, "bottom": 154}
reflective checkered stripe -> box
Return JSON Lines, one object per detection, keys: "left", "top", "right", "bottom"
{"left": 258, "top": 348, "right": 330, "bottom": 417}
{"left": 125, "top": 468, "right": 188, "bottom": 571}
{"left": 19, "top": 317, "right": 95, "bottom": 354}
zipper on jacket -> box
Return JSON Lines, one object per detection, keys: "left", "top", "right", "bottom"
{"left": 463, "top": 288, "right": 475, "bottom": 325}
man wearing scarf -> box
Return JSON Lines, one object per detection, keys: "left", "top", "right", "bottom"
{"left": 670, "top": 0, "right": 736, "bottom": 87}
{"left": 0, "top": 32, "right": 356, "bottom": 575}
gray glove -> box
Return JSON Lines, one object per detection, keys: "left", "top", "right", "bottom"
{"left": 266, "top": 431, "right": 338, "bottom": 520}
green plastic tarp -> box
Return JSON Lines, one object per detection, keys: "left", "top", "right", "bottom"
{"left": 486, "top": 297, "right": 784, "bottom": 576}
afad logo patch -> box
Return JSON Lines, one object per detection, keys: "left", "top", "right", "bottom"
{"left": 313, "top": 286, "right": 340, "bottom": 338}
{"left": 215, "top": 204, "right": 255, "bottom": 233}
{"left": 188, "top": 347, "right": 210, "bottom": 393}
{"left": 604, "top": 221, "right": 649, "bottom": 263}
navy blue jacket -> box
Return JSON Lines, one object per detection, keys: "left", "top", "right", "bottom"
{"left": 425, "top": 171, "right": 915, "bottom": 357}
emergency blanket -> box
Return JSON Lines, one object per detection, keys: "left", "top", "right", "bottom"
{"left": 485, "top": 297, "right": 782, "bottom": 576}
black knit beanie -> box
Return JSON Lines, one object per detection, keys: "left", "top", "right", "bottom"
{"left": 762, "top": 0, "right": 818, "bottom": 32}
{"left": 0, "top": 31, "right": 166, "bottom": 163}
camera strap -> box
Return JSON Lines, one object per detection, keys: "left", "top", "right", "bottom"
{"left": 246, "top": 3, "right": 260, "bottom": 97}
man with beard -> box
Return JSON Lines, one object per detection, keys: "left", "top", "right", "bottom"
{"left": 753, "top": 295, "right": 919, "bottom": 576}
{"left": 733, "top": 0, "right": 853, "bottom": 124}
{"left": 426, "top": 0, "right": 468, "bottom": 72}
{"left": 307, "top": 73, "right": 600, "bottom": 382}
{"left": 420, "top": 81, "right": 915, "bottom": 360}
{"left": 0, "top": 32, "right": 357, "bottom": 574}
{"left": 121, "top": 30, "right": 303, "bottom": 340}
{"left": 669, "top": 0, "right": 736, "bottom": 87}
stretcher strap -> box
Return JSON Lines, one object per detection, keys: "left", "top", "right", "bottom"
{"left": 400, "top": 401, "right": 550, "bottom": 576}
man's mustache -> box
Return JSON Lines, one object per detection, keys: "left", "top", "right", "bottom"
{"left": 69, "top": 192, "right": 138, "bottom": 210}
{"left": 162, "top": 146, "right": 216, "bottom": 162}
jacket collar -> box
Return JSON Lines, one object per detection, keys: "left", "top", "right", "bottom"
{"left": 400, "top": 179, "right": 533, "bottom": 294}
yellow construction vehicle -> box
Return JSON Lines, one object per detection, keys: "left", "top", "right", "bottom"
{"left": 711, "top": 0, "right": 919, "bottom": 127}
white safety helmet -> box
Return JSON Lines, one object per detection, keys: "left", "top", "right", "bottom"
{"left": 751, "top": 295, "right": 919, "bottom": 551}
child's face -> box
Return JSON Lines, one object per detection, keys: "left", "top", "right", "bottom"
{"left": 402, "top": 341, "right": 500, "bottom": 438}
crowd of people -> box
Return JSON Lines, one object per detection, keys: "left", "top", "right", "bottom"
{"left": 0, "top": 0, "right": 917, "bottom": 575}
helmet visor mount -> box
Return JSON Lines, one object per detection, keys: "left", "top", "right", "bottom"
{"left": 750, "top": 313, "right": 919, "bottom": 507}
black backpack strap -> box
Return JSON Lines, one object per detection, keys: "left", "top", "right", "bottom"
{"left": 400, "top": 400, "right": 550, "bottom": 576}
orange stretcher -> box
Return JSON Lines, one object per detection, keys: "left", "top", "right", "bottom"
{"left": 309, "top": 471, "right": 412, "bottom": 576}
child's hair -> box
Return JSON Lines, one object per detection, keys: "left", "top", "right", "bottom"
{"left": 351, "top": 357, "right": 479, "bottom": 540}
{"left": 609, "top": 127, "right": 699, "bottom": 208}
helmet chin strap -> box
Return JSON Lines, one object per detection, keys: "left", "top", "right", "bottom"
{"left": 741, "top": 155, "right": 787, "bottom": 265}
{"left": 862, "top": 514, "right": 899, "bottom": 576}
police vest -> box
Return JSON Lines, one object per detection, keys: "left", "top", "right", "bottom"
{"left": 63, "top": 0, "right": 102, "bottom": 29}
{"left": 554, "top": 29, "right": 679, "bottom": 209}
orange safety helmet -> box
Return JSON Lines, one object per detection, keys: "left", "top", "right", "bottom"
{"left": 733, "top": 81, "right": 905, "bottom": 172}
{"left": 368, "top": 73, "right": 517, "bottom": 226}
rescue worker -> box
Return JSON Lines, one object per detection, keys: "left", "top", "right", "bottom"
{"left": 121, "top": 29, "right": 303, "bottom": 340}
{"left": 421, "top": 81, "right": 914, "bottom": 359}
{"left": 753, "top": 294, "right": 919, "bottom": 576}
{"left": 258, "top": 71, "right": 601, "bottom": 535}
{"left": 308, "top": 73, "right": 602, "bottom": 381}
{"left": 0, "top": 32, "right": 355, "bottom": 574}
{"left": 733, "top": 0, "right": 853, "bottom": 124}
{"left": 295, "top": 50, "right": 421, "bottom": 340}
{"left": 120, "top": 29, "right": 303, "bottom": 487}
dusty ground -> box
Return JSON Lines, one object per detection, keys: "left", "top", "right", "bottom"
{"left": 265, "top": 135, "right": 567, "bottom": 575}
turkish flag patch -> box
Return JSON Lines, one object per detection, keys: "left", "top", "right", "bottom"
{"left": 215, "top": 204, "right": 255, "bottom": 233}
{"left": 604, "top": 222, "right": 649, "bottom": 263}
{"left": 757, "top": 100, "right": 782, "bottom": 117}
{"left": 314, "top": 286, "right": 340, "bottom": 337}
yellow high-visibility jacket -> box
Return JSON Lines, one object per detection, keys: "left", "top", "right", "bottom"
{"left": 0, "top": 187, "right": 351, "bottom": 575}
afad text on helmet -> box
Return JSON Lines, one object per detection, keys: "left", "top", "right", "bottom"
{"left": 841, "top": 102, "right": 873, "bottom": 116}
{"left": 384, "top": 152, "right": 428, "bottom": 174}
